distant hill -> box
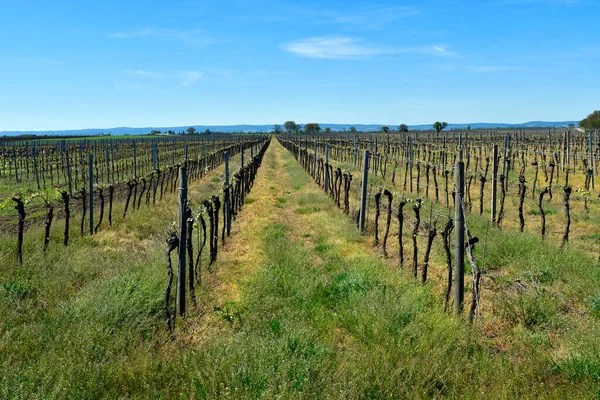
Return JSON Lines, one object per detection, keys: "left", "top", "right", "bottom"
{"left": 0, "top": 121, "right": 579, "bottom": 137}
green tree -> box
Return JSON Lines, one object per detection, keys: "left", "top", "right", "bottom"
{"left": 433, "top": 121, "right": 448, "bottom": 134}
{"left": 186, "top": 127, "right": 196, "bottom": 135}
{"left": 580, "top": 111, "right": 600, "bottom": 130}
{"left": 398, "top": 124, "right": 409, "bottom": 132}
{"left": 284, "top": 120, "right": 299, "bottom": 133}
{"left": 273, "top": 124, "right": 283, "bottom": 134}
{"left": 381, "top": 126, "right": 390, "bottom": 133}
{"left": 304, "top": 123, "right": 321, "bottom": 135}
{"left": 324, "top": 127, "right": 332, "bottom": 133}
{"left": 349, "top": 126, "right": 357, "bottom": 133}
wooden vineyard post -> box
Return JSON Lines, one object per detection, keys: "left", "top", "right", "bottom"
{"left": 491, "top": 144, "right": 498, "bottom": 224}
{"left": 13, "top": 145, "right": 19, "bottom": 183}
{"left": 241, "top": 138, "right": 245, "bottom": 167}
{"left": 66, "top": 147, "right": 72, "bottom": 196}
{"left": 172, "top": 140, "right": 176, "bottom": 166}
{"left": 353, "top": 135, "right": 357, "bottom": 166}
{"left": 105, "top": 146, "right": 110, "bottom": 184}
{"left": 454, "top": 161, "right": 465, "bottom": 314}
{"left": 359, "top": 150, "right": 370, "bottom": 233}
{"left": 502, "top": 134, "right": 510, "bottom": 191}
{"left": 590, "top": 131, "right": 595, "bottom": 190}
{"left": 153, "top": 141, "right": 158, "bottom": 205}
{"left": 324, "top": 142, "right": 330, "bottom": 194}
{"left": 225, "top": 151, "right": 231, "bottom": 236}
{"left": 313, "top": 140, "right": 317, "bottom": 178}
{"left": 240, "top": 141, "right": 245, "bottom": 197}
{"left": 88, "top": 153, "right": 94, "bottom": 235}
{"left": 408, "top": 136, "right": 414, "bottom": 193}
{"left": 177, "top": 164, "right": 188, "bottom": 316}
{"left": 201, "top": 138, "right": 205, "bottom": 170}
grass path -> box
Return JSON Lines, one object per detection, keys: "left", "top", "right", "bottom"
{"left": 2, "top": 139, "right": 597, "bottom": 398}
{"left": 177, "top": 140, "right": 591, "bottom": 398}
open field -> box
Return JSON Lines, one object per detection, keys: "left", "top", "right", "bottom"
{"left": 2, "top": 132, "right": 600, "bottom": 398}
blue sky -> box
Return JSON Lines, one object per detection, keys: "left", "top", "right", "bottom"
{"left": 1, "top": 0, "right": 598, "bottom": 131}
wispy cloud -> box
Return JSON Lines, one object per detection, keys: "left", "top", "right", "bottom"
{"left": 322, "top": 6, "right": 420, "bottom": 29}
{"left": 109, "top": 28, "right": 216, "bottom": 45}
{"left": 282, "top": 36, "right": 456, "bottom": 59}
{"left": 422, "top": 46, "right": 456, "bottom": 56}
{"left": 124, "top": 69, "right": 162, "bottom": 78}
{"left": 283, "top": 37, "right": 385, "bottom": 59}
{"left": 120, "top": 69, "right": 204, "bottom": 88}
{"left": 178, "top": 71, "right": 203, "bottom": 87}
{"left": 18, "top": 57, "right": 64, "bottom": 65}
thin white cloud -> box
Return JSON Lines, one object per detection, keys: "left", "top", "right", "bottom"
{"left": 179, "top": 71, "right": 203, "bottom": 87}
{"left": 326, "top": 6, "right": 421, "bottom": 28}
{"left": 120, "top": 69, "right": 204, "bottom": 88}
{"left": 108, "top": 28, "right": 216, "bottom": 45}
{"left": 282, "top": 37, "right": 456, "bottom": 59}
{"left": 421, "top": 46, "right": 457, "bottom": 56}
{"left": 124, "top": 69, "right": 162, "bottom": 78}
{"left": 283, "top": 37, "right": 385, "bottom": 59}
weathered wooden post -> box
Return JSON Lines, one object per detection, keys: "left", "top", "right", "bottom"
{"left": 133, "top": 140, "right": 137, "bottom": 178}
{"left": 241, "top": 138, "right": 244, "bottom": 167}
{"left": 172, "top": 139, "right": 176, "bottom": 166}
{"left": 454, "top": 161, "right": 465, "bottom": 314}
{"left": 66, "top": 147, "right": 72, "bottom": 196}
{"left": 225, "top": 151, "right": 231, "bottom": 236}
{"left": 590, "top": 131, "right": 595, "bottom": 190}
{"left": 88, "top": 153, "right": 94, "bottom": 236}
{"left": 201, "top": 137, "right": 206, "bottom": 171}
{"left": 491, "top": 144, "right": 498, "bottom": 223}
{"left": 374, "top": 137, "right": 378, "bottom": 172}
{"left": 324, "top": 142, "right": 330, "bottom": 194}
{"left": 13, "top": 145, "right": 19, "bottom": 183}
{"left": 177, "top": 164, "right": 188, "bottom": 316}
{"left": 313, "top": 140, "right": 317, "bottom": 178}
{"left": 152, "top": 141, "right": 158, "bottom": 205}
{"left": 359, "top": 150, "right": 370, "bottom": 233}
{"left": 408, "top": 136, "right": 414, "bottom": 192}
{"left": 33, "top": 144, "right": 40, "bottom": 190}
{"left": 353, "top": 135, "right": 358, "bottom": 166}
{"left": 502, "top": 133, "right": 510, "bottom": 191}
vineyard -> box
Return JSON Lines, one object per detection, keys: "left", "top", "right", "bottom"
{"left": 2, "top": 130, "right": 600, "bottom": 398}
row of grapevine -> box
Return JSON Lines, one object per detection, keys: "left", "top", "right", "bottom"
{"left": 278, "top": 130, "right": 600, "bottom": 320}
{"left": 164, "top": 138, "right": 272, "bottom": 332}
{"left": 3, "top": 135, "right": 269, "bottom": 264}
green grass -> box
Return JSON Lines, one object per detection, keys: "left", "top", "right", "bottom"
{"left": 2, "top": 141, "right": 600, "bottom": 398}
